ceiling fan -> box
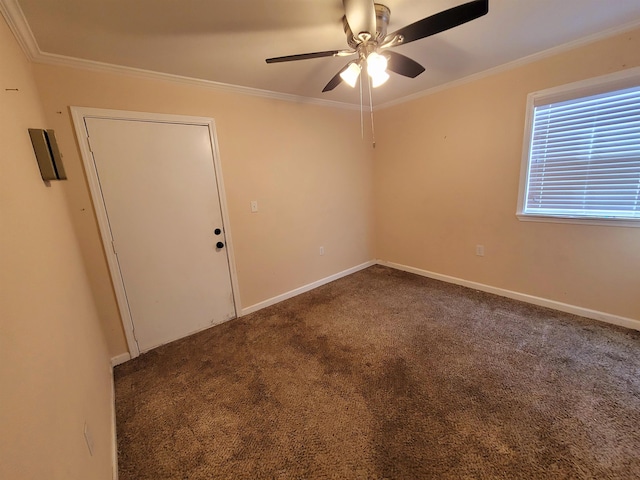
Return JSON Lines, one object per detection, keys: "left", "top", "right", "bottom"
{"left": 266, "top": 0, "right": 489, "bottom": 92}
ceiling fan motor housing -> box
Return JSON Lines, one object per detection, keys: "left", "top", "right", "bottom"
{"left": 344, "top": 4, "right": 391, "bottom": 48}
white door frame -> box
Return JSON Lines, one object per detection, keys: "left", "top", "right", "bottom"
{"left": 71, "top": 107, "right": 242, "bottom": 358}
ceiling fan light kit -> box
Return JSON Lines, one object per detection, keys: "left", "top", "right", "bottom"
{"left": 266, "top": 0, "right": 489, "bottom": 147}
{"left": 265, "top": 0, "right": 489, "bottom": 93}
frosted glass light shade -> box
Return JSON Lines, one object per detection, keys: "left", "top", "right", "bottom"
{"left": 370, "top": 70, "right": 389, "bottom": 88}
{"left": 340, "top": 63, "right": 362, "bottom": 88}
{"left": 366, "top": 52, "right": 388, "bottom": 77}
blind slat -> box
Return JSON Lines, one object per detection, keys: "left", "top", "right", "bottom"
{"left": 524, "top": 84, "right": 640, "bottom": 219}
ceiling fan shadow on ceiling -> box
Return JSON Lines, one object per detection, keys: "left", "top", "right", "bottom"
{"left": 266, "top": 0, "right": 489, "bottom": 93}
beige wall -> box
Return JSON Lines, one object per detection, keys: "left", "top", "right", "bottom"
{"left": 373, "top": 28, "right": 640, "bottom": 321}
{"left": 19, "top": 23, "right": 640, "bottom": 365}
{"left": 3, "top": 10, "right": 637, "bottom": 479}
{"left": 0, "top": 17, "right": 114, "bottom": 480}
{"left": 31, "top": 65, "right": 375, "bottom": 357}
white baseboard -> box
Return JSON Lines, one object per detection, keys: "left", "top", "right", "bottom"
{"left": 379, "top": 260, "right": 640, "bottom": 332}
{"left": 241, "top": 260, "right": 376, "bottom": 316}
{"left": 110, "top": 353, "right": 131, "bottom": 367}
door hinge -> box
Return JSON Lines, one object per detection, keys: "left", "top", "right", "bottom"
{"left": 86, "top": 136, "right": 93, "bottom": 153}
{"left": 111, "top": 240, "right": 117, "bottom": 255}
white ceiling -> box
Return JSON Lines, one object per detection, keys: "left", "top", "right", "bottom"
{"left": 8, "top": 0, "right": 640, "bottom": 107}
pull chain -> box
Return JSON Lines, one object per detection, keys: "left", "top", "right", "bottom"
{"left": 359, "top": 72, "right": 364, "bottom": 139}
{"left": 368, "top": 75, "right": 376, "bottom": 148}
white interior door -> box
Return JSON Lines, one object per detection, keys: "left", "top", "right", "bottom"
{"left": 85, "top": 117, "right": 236, "bottom": 352}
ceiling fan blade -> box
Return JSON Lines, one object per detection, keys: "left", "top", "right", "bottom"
{"left": 343, "top": 0, "right": 376, "bottom": 39}
{"left": 322, "top": 64, "right": 351, "bottom": 92}
{"left": 266, "top": 50, "right": 342, "bottom": 64}
{"left": 385, "top": 51, "right": 425, "bottom": 78}
{"left": 388, "top": 0, "right": 488, "bottom": 46}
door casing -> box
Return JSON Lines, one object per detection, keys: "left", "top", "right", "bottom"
{"left": 71, "top": 107, "right": 242, "bottom": 358}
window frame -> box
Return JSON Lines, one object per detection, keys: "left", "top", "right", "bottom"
{"left": 517, "top": 67, "right": 640, "bottom": 228}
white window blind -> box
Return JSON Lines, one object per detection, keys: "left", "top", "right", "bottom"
{"left": 523, "top": 84, "right": 640, "bottom": 221}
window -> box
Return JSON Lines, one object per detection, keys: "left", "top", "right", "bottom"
{"left": 517, "top": 68, "right": 640, "bottom": 227}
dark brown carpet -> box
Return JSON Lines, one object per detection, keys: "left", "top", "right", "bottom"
{"left": 114, "top": 265, "right": 640, "bottom": 479}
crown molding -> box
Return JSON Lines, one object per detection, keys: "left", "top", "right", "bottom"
{"left": 0, "top": 0, "right": 38, "bottom": 60}
{"left": 0, "top": 0, "right": 362, "bottom": 111}
{"left": 3, "top": 0, "right": 640, "bottom": 113}
{"left": 34, "top": 50, "right": 364, "bottom": 111}
{"left": 376, "top": 18, "right": 640, "bottom": 110}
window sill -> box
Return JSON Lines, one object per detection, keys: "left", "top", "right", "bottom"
{"left": 516, "top": 213, "right": 640, "bottom": 228}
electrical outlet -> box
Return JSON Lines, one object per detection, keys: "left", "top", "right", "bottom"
{"left": 319, "top": 246, "right": 325, "bottom": 256}
{"left": 250, "top": 200, "right": 258, "bottom": 213}
{"left": 476, "top": 245, "right": 485, "bottom": 257}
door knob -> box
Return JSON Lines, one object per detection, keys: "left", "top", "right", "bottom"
{"left": 216, "top": 241, "right": 224, "bottom": 249}
{"left": 214, "top": 228, "right": 222, "bottom": 235}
